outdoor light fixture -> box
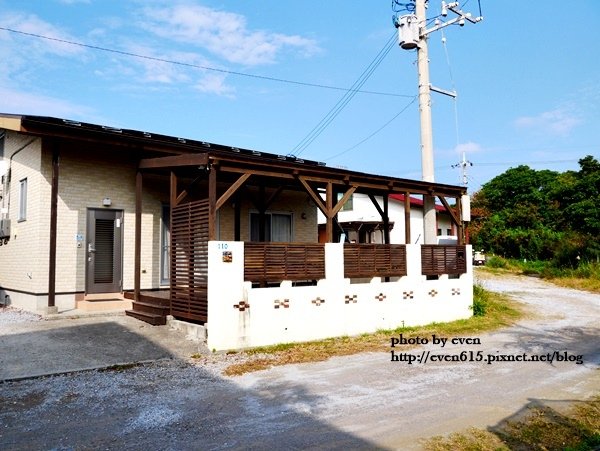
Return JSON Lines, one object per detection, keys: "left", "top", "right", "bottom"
{"left": 102, "top": 197, "right": 112, "bottom": 207}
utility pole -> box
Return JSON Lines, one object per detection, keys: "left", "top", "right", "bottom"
{"left": 396, "top": 1, "right": 482, "bottom": 244}
{"left": 415, "top": 0, "right": 437, "bottom": 244}
{"left": 452, "top": 151, "right": 473, "bottom": 186}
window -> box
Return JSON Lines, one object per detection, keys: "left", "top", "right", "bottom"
{"left": 250, "top": 212, "right": 292, "bottom": 242}
{"left": 0, "top": 133, "right": 5, "bottom": 159}
{"left": 446, "top": 228, "right": 452, "bottom": 236}
{"left": 437, "top": 228, "right": 442, "bottom": 236}
{"left": 160, "top": 205, "right": 170, "bottom": 285}
{"left": 337, "top": 192, "right": 353, "bottom": 211}
{"left": 18, "top": 178, "right": 27, "bottom": 221}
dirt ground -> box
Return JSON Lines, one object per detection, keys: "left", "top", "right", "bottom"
{"left": 1, "top": 271, "right": 598, "bottom": 450}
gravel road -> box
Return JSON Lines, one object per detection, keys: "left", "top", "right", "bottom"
{"left": 1, "top": 271, "right": 598, "bottom": 450}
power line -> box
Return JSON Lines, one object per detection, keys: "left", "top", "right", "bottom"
{"left": 292, "top": 32, "right": 398, "bottom": 156}
{"left": 324, "top": 96, "right": 417, "bottom": 161}
{"left": 0, "top": 26, "right": 413, "bottom": 98}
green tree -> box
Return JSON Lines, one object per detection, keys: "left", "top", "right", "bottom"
{"left": 470, "top": 156, "right": 600, "bottom": 265}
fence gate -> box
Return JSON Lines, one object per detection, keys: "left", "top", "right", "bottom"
{"left": 170, "top": 199, "right": 209, "bottom": 322}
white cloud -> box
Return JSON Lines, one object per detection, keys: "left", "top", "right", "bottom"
{"left": 455, "top": 141, "right": 482, "bottom": 154}
{"left": 0, "top": 86, "right": 95, "bottom": 119}
{"left": 0, "top": 13, "right": 84, "bottom": 56}
{"left": 194, "top": 73, "right": 235, "bottom": 98}
{"left": 106, "top": 43, "right": 236, "bottom": 96}
{"left": 514, "top": 108, "right": 582, "bottom": 137}
{"left": 138, "top": 4, "right": 320, "bottom": 66}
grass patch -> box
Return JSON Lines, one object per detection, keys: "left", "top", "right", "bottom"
{"left": 223, "top": 286, "right": 521, "bottom": 376}
{"left": 479, "top": 258, "right": 600, "bottom": 293}
{"left": 424, "top": 395, "right": 600, "bottom": 451}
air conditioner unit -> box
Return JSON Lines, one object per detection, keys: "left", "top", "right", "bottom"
{"left": 0, "top": 218, "right": 10, "bottom": 239}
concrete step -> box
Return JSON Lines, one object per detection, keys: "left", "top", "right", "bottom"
{"left": 77, "top": 299, "right": 132, "bottom": 312}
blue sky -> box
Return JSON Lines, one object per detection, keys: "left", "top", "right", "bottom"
{"left": 1, "top": 0, "right": 598, "bottom": 192}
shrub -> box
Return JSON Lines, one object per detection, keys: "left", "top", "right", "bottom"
{"left": 486, "top": 256, "right": 508, "bottom": 269}
{"left": 471, "top": 283, "right": 488, "bottom": 316}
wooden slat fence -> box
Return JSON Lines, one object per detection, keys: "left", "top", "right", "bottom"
{"left": 344, "top": 244, "right": 407, "bottom": 278}
{"left": 170, "top": 199, "right": 209, "bottom": 322}
{"left": 244, "top": 243, "right": 325, "bottom": 283}
{"left": 421, "top": 245, "right": 467, "bottom": 276}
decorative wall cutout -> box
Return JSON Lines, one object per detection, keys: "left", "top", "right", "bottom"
{"left": 451, "top": 288, "right": 461, "bottom": 296}
{"left": 403, "top": 291, "right": 414, "bottom": 299}
{"left": 375, "top": 293, "right": 387, "bottom": 302}
{"left": 312, "top": 297, "right": 325, "bottom": 306}
{"left": 274, "top": 299, "right": 290, "bottom": 309}
{"left": 428, "top": 289, "right": 438, "bottom": 298}
{"left": 234, "top": 301, "right": 250, "bottom": 311}
{"left": 344, "top": 294, "right": 358, "bottom": 304}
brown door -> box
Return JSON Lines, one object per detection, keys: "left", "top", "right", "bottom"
{"left": 86, "top": 209, "right": 123, "bottom": 294}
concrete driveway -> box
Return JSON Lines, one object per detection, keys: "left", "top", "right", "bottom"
{"left": 0, "top": 314, "right": 201, "bottom": 381}
{"left": 1, "top": 272, "right": 599, "bottom": 450}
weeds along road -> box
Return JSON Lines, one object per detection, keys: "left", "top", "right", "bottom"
{"left": 1, "top": 271, "right": 599, "bottom": 450}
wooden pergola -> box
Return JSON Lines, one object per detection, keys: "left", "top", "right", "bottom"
{"left": 134, "top": 148, "right": 468, "bottom": 304}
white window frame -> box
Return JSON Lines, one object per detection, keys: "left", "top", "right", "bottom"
{"left": 18, "top": 178, "right": 27, "bottom": 222}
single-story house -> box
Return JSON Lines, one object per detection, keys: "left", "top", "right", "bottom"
{"left": 0, "top": 114, "right": 472, "bottom": 350}
{"left": 318, "top": 192, "right": 457, "bottom": 244}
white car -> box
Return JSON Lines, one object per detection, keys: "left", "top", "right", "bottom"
{"left": 473, "top": 250, "right": 486, "bottom": 266}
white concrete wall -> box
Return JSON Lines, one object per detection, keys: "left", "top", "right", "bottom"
{"left": 207, "top": 242, "right": 473, "bottom": 351}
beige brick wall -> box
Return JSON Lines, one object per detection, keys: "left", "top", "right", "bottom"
{"left": 218, "top": 189, "right": 317, "bottom": 242}
{"left": 50, "top": 145, "right": 167, "bottom": 294}
{"left": 0, "top": 133, "right": 167, "bottom": 299}
{"left": 0, "top": 132, "right": 47, "bottom": 293}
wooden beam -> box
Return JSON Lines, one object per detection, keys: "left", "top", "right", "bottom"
{"left": 208, "top": 166, "right": 217, "bottom": 240}
{"left": 332, "top": 185, "right": 357, "bottom": 216}
{"left": 170, "top": 171, "right": 178, "bottom": 207}
{"left": 404, "top": 192, "right": 411, "bottom": 244}
{"left": 437, "top": 195, "right": 460, "bottom": 227}
{"left": 139, "top": 153, "right": 209, "bottom": 170}
{"left": 220, "top": 165, "right": 295, "bottom": 180}
{"left": 265, "top": 186, "right": 283, "bottom": 209}
{"left": 48, "top": 141, "right": 60, "bottom": 309}
{"left": 368, "top": 194, "right": 385, "bottom": 218}
{"left": 216, "top": 173, "right": 251, "bottom": 211}
{"left": 175, "top": 173, "right": 205, "bottom": 206}
{"left": 134, "top": 171, "right": 142, "bottom": 301}
{"left": 297, "top": 176, "right": 327, "bottom": 215}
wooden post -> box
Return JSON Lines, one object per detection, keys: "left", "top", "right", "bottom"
{"left": 383, "top": 194, "right": 390, "bottom": 244}
{"left": 404, "top": 192, "right": 411, "bottom": 244}
{"left": 169, "top": 171, "right": 177, "bottom": 314}
{"left": 326, "top": 182, "right": 333, "bottom": 242}
{"left": 258, "top": 184, "right": 266, "bottom": 242}
{"left": 208, "top": 165, "right": 217, "bottom": 240}
{"left": 48, "top": 141, "right": 59, "bottom": 311}
{"left": 134, "top": 170, "right": 142, "bottom": 301}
